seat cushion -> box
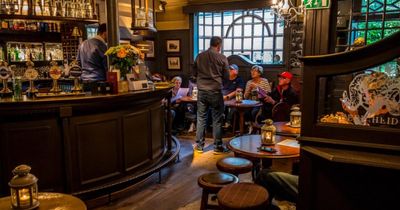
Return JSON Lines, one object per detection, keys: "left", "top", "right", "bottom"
{"left": 217, "top": 183, "right": 269, "bottom": 209}
{"left": 198, "top": 172, "right": 239, "bottom": 192}
{"left": 217, "top": 157, "right": 253, "bottom": 175}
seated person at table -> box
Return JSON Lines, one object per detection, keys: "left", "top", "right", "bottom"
{"left": 170, "top": 76, "right": 188, "bottom": 130}
{"left": 222, "top": 64, "right": 245, "bottom": 128}
{"left": 256, "top": 169, "right": 298, "bottom": 209}
{"left": 261, "top": 71, "right": 299, "bottom": 122}
{"left": 244, "top": 65, "right": 271, "bottom": 132}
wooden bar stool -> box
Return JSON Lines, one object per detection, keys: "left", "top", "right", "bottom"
{"left": 217, "top": 183, "right": 269, "bottom": 210}
{"left": 198, "top": 172, "right": 239, "bottom": 210}
{"left": 216, "top": 157, "right": 253, "bottom": 178}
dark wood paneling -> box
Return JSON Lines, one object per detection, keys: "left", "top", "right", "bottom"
{"left": 0, "top": 119, "right": 63, "bottom": 195}
{"left": 123, "top": 110, "right": 151, "bottom": 171}
{"left": 150, "top": 104, "right": 165, "bottom": 159}
{"left": 70, "top": 113, "right": 122, "bottom": 186}
{"left": 303, "top": 1, "right": 337, "bottom": 56}
{"left": 157, "top": 30, "right": 191, "bottom": 85}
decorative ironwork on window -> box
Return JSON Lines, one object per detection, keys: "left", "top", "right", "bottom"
{"left": 195, "top": 9, "right": 284, "bottom": 64}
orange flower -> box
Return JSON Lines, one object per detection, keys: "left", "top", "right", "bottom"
{"left": 117, "top": 48, "right": 127, "bottom": 58}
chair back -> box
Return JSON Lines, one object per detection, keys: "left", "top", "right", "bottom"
{"left": 272, "top": 102, "right": 291, "bottom": 122}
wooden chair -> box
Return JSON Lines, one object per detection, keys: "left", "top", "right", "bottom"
{"left": 271, "top": 101, "right": 291, "bottom": 122}
{"left": 198, "top": 172, "right": 239, "bottom": 210}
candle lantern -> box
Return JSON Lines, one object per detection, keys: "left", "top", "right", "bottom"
{"left": 290, "top": 106, "right": 301, "bottom": 128}
{"left": 8, "top": 165, "right": 39, "bottom": 210}
{"left": 261, "top": 119, "right": 276, "bottom": 145}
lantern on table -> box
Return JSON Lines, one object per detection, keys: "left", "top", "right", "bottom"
{"left": 261, "top": 119, "right": 276, "bottom": 145}
{"left": 289, "top": 106, "right": 301, "bottom": 128}
{"left": 8, "top": 165, "right": 39, "bottom": 210}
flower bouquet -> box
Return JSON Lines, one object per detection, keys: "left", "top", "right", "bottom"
{"left": 105, "top": 44, "right": 142, "bottom": 79}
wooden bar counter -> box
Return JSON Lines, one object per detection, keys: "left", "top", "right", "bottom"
{"left": 0, "top": 87, "right": 173, "bottom": 205}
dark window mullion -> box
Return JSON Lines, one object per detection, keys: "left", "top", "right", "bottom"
{"left": 365, "top": 0, "right": 370, "bottom": 42}
{"left": 382, "top": 0, "right": 387, "bottom": 37}
{"left": 203, "top": 13, "right": 206, "bottom": 51}
{"left": 241, "top": 10, "right": 244, "bottom": 54}
{"left": 261, "top": 9, "right": 265, "bottom": 63}
{"left": 231, "top": 12, "right": 234, "bottom": 55}
{"left": 250, "top": 11, "right": 254, "bottom": 61}
{"left": 212, "top": 12, "right": 215, "bottom": 37}
{"left": 272, "top": 12, "right": 277, "bottom": 61}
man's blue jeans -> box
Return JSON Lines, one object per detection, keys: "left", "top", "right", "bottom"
{"left": 196, "top": 90, "right": 224, "bottom": 148}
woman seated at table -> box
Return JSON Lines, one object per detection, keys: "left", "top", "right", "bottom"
{"left": 170, "top": 76, "right": 188, "bottom": 131}
{"left": 244, "top": 65, "right": 271, "bottom": 132}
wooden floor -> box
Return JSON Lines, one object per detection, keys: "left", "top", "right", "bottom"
{"left": 94, "top": 134, "right": 293, "bottom": 210}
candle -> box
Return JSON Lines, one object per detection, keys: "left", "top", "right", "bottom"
{"left": 19, "top": 189, "right": 31, "bottom": 207}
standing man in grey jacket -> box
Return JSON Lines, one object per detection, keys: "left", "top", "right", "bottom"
{"left": 193, "top": 36, "right": 230, "bottom": 154}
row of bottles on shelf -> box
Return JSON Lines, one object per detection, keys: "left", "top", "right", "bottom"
{"left": 0, "top": 0, "right": 98, "bottom": 19}
{"left": 6, "top": 42, "right": 63, "bottom": 62}
{"left": 1, "top": 19, "right": 61, "bottom": 32}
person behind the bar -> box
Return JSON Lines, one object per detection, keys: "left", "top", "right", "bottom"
{"left": 193, "top": 36, "right": 230, "bottom": 154}
{"left": 78, "top": 23, "right": 108, "bottom": 82}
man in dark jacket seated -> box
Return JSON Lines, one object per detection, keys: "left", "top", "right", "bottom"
{"left": 259, "top": 71, "right": 299, "bottom": 123}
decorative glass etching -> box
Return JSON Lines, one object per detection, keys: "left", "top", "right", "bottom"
{"left": 319, "top": 58, "right": 400, "bottom": 128}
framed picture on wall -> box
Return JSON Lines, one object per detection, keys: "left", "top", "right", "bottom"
{"left": 166, "top": 39, "right": 180, "bottom": 53}
{"left": 145, "top": 40, "right": 155, "bottom": 58}
{"left": 167, "top": 56, "right": 181, "bottom": 70}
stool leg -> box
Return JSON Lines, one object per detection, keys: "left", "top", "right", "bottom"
{"left": 200, "top": 190, "right": 209, "bottom": 210}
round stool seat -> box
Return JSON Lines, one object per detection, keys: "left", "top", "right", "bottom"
{"left": 217, "top": 183, "right": 269, "bottom": 210}
{"left": 217, "top": 157, "right": 253, "bottom": 175}
{"left": 198, "top": 172, "right": 239, "bottom": 193}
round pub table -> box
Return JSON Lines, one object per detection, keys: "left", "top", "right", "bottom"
{"left": 225, "top": 99, "right": 263, "bottom": 135}
{"left": 0, "top": 192, "right": 86, "bottom": 210}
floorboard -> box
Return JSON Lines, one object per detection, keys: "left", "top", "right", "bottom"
{"left": 93, "top": 135, "right": 294, "bottom": 210}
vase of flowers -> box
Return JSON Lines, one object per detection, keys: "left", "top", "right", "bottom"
{"left": 105, "top": 44, "right": 142, "bottom": 93}
{"left": 105, "top": 44, "right": 142, "bottom": 79}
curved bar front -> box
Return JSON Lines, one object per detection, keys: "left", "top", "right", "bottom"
{"left": 0, "top": 88, "right": 173, "bottom": 205}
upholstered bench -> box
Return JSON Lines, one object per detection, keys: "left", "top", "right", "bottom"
{"left": 217, "top": 183, "right": 269, "bottom": 210}
{"left": 198, "top": 172, "right": 239, "bottom": 210}
{"left": 216, "top": 157, "right": 253, "bottom": 178}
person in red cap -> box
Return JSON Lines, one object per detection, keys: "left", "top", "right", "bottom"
{"left": 260, "top": 71, "right": 299, "bottom": 122}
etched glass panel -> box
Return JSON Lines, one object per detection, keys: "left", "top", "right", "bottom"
{"left": 318, "top": 58, "right": 400, "bottom": 128}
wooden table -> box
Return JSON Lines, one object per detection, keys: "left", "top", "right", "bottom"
{"left": 224, "top": 99, "right": 262, "bottom": 135}
{"left": 0, "top": 192, "right": 87, "bottom": 210}
{"left": 179, "top": 96, "right": 197, "bottom": 103}
{"left": 274, "top": 121, "right": 301, "bottom": 137}
{"left": 227, "top": 135, "right": 300, "bottom": 177}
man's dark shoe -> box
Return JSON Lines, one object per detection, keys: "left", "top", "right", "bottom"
{"left": 193, "top": 144, "right": 204, "bottom": 153}
{"left": 213, "top": 145, "right": 230, "bottom": 154}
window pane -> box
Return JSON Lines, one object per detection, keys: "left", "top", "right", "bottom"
{"left": 199, "top": 26, "right": 204, "bottom": 36}
{"left": 254, "top": 24, "right": 263, "bottom": 36}
{"left": 263, "top": 51, "right": 273, "bottom": 63}
{"left": 244, "top": 16, "right": 253, "bottom": 23}
{"left": 264, "top": 37, "right": 273, "bottom": 49}
{"left": 233, "top": 38, "right": 242, "bottom": 50}
{"left": 234, "top": 12, "right": 243, "bottom": 24}
{"left": 275, "top": 51, "right": 283, "bottom": 63}
{"left": 223, "top": 51, "right": 232, "bottom": 57}
{"left": 253, "top": 51, "right": 264, "bottom": 63}
{"left": 205, "top": 26, "right": 212, "bottom": 36}
{"left": 198, "top": 13, "right": 204, "bottom": 25}
{"left": 223, "top": 39, "right": 232, "bottom": 50}
{"left": 385, "top": 20, "right": 400, "bottom": 28}
{"left": 199, "top": 39, "right": 204, "bottom": 51}
{"left": 204, "top": 39, "right": 210, "bottom": 47}
{"left": 214, "top": 14, "right": 222, "bottom": 25}
{"left": 223, "top": 12, "right": 233, "bottom": 25}
{"left": 224, "top": 27, "right": 233, "bottom": 37}
{"left": 204, "top": 13, "right": 212, "bottom": 24}
{"left": 384, "top": 28, "right": 400, "bottom": 37}
{"left": 244, "top": 25, "right": 252, "bottom": 36}
{"left": 214, "top": 26, "right": 222, "bottom": 37}
{"left": 368, "top": 21, "right": 383, "bottom": 29}
{"left": 275, "top": 37, "right": 284, "bottom": 50}
{"left": 276, "top": 23, "right": 284, "bottom": 34}
{"left": 264, "top": 10, "right": 275, "bottom": 21}
{"left": 367, "top": 30, "right": 383, "bottom": 44}
{"left": 233, "top": 25, "right": 242, "bottom": 37}
{"left": 253, "top": 38, "right": 262, "bottom": 50}
{"left": 243, "top": 38, "right": 252, "bottom": 50}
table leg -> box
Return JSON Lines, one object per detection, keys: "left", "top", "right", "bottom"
{"left": 239, "top": 110, "right": 245, "bottom": 135}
